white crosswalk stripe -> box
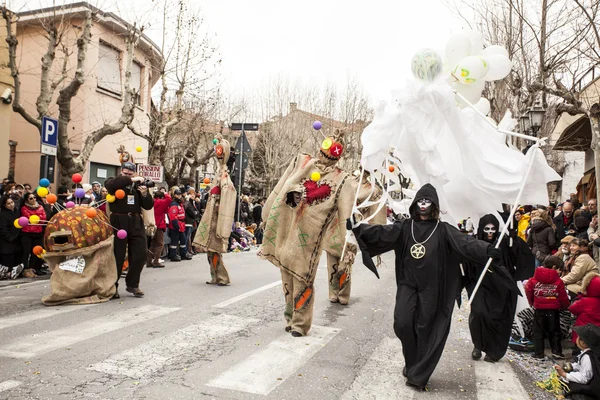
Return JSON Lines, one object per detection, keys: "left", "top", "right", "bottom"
{"left": 88, "top": 314, "right": 259, "bottom": 378}
{"left": 0, "top": 305, "right": 95, "bottom": 330}
{"left": 207, "top": 325, "right": 341, "bottom": 395}
{"left": 0, "top": 380, "right": 22, "bottom": 393}
{"left": 0, "top": 305, "right": 179, "bottom": 359}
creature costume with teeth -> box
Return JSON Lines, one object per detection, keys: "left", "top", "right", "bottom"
{"left": 463, "top": 214, "right": 534, "bottom": 362}
{"left": 259, "top": 129, "right": 357, "bottom": 336}
{"left": 193, "top": 135, "right": 236, "bottom": 286}
{"left": 352, "top": 184, "right": 499, "bottom": 389}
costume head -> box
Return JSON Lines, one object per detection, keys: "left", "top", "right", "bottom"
{"left": 409, "top": 184, "right": 440, "bottom": 220}
{"left": 214, "top": 134, "right": 231, "bottom": 167}
{"left": 476, "top": 214, "right": 500, "bottom": 243}
{"left": 117, "top": 144, "right": 134, "bottom": 164}
{"left": 318, "top": 128, "right": 345, "bottom": 166}
{"left": 44, "top": 206, "right": 113, "bottom": 252}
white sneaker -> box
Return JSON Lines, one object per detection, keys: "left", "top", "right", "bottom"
{"left": 158, "top": 258, "right": 165, "bottom": 263}
{"left": 0, "top": 265, "right": 9, "bottom": 280}
{"left": 11, "top": 264, "right": 24, "bottom": 280}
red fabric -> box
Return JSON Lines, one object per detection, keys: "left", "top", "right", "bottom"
{"left": 303, "top": 180, "right": 332, "bottom": 204}
{"left": 168, "top": 201, "right": 185, "bottom": 232}
{"left": 569, "top": 277, "right": 600, "bottom": 343}
{"left": 20, "top": 205, "right": 46, "bottom": 234}
{"left": 210, "top": 186, "right": 221, "bottom": 195}
{"left": 563, "top": 215, "right": 570, "bottom": 226}
{"left": 153, "top": 194, "right": 171, "bottom": 230}
{"left": 525, "top": 267, "right": 570, "bottom": 310}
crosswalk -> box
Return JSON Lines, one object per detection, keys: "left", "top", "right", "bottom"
{"left": 0, "top": 288, "right": 537, "bottom": 400}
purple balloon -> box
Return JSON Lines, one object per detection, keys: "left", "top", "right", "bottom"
{"left": 312, "top": 120, "right": 322, "bottom": 130}
{"left": 65, "top": 201, "right": 75, "bottom": 209}
{"left": 18, "top": 216, "right": 29, "bottom": 227}
{"left": 117, "top": 229, "right": 128, "bottom": 239}
{"left": 75, "top": 188, "right": 85, "bottom": 198}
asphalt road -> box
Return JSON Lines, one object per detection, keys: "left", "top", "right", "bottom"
{"left": 0, "top": 250, "right": 554, "bottom": 400}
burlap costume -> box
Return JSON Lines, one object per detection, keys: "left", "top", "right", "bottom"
{"left": 42, "top": 206, "right": 117, "bottom": 305}
{"left": 260, "top": 130, "right": 357, "bottom": 336}
{"left": 326, "top": 172, "right": 387, "bottom": 304}
{"left": 193, "top": 135, "right": 236, "bottom": 285}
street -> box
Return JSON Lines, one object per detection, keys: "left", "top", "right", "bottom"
{"left": 0, "top": 251, "right": 552, "bottom": 400}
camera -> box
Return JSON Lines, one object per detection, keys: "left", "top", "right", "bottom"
{"left": 1, "top": 88, "right": 12, "bottom": 104}
{"left": 134, "top": 179, "right": 155, "bottom": 188}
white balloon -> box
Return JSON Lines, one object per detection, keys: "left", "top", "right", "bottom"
{"left": 485, "top": 54, "right": 513, "bottom": 81}
{"left": 453, "top": 80, "right": 485, "bottom": 105}
{"left": 411, "top": 48, "right": 443, "bottom": 83}
{"left": 453, "top": 56, "right": 489, "bottom": 85}
{"left": 474, "top": 98, "right": 491, "bottom": 116}
{"left": 466, "top": 30, "right": 484, "bottom": 55}
{"left": 445, "top": 32, "right": 472, "bottom": 68}
{"left": 482, "top": 45, "right": 509, "bottom": 59}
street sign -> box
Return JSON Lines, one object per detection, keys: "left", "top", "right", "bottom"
{"left": 234, "top": 131, "right": 252, "bottom": 154}
{"left": 230, "top": 123, "right": 259, "bottom": 131}
{"left": 137, "top": 164, "right": 164, "bottom": 182}
{"left": 41, "top": 116, "right": 58, "bottom": 156}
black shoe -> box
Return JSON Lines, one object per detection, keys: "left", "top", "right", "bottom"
{"left": 405, "top": 381, "right": 426, "bottom": 391}
{"left": 472, "top": 348, "right": 482, "bottom": 360}
{"left": 170, "top": 255, "right": 181, "bottom": 262}
{"left": 183, "top": 254, "right": 193, "bottom": 260}
{"left": 126, "top": 287, "right": 145, "bottom": 297}
{"left": 552, "top": 353, "right": 565, "bottom": 360}
{"left": 291, "top": 331, "right": 303, "bottom": 337}
{"left": 484, "top": 355, "right": 497, "bottom": 363}
{"left": 402, "top": 367, "right": 407, "bottom": 377}
{"left": 112, "top": 290, "right": 120, "bottom": 299}
{"left": 34, "top": 269, "right": 47, "bottom": 276}
{"left": 532, "top": 354, "right": 545, "bottom": 360}
{"left": 285, "top": 326, "right": 292, "bottom": 332}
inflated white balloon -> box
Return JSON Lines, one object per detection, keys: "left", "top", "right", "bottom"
{"left": 445, "top": 32, "right": 472, "bottom": 68}
{"left": 453, "top": 56, "right": 489, "bottom": 84}
{"left": 411, "top": 48, "right": 443, "bottom": 83}
{"left": 485, "top": 54, "right": 513, "bottom": 81}
{"left": 466, "top": 30, "right": 484, "bottom": 55}
{"left": 474, "top": 98, "right": 491, "bottom": 116}
{"left": 453, "top": 80, "right": 486, "bottom": 105}
{"left": 482, "top": 45, "right": 509, "bottom": 59}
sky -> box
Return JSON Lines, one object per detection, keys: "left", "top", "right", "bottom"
{"left": 9, "top": 0, "right": 469, "bottom": 104}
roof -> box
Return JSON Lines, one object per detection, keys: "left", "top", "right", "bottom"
{"left": 552, "top": 113, "right": 592, "bottom": 151}
{"left": 16, "top": 2, "right": 163, "bottom": 65}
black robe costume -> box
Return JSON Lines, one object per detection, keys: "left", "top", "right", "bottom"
{"left": 464, "top": 214, "right": 535, "bottom": 361}
{"left": 352, "top": 184, "right": 494, "bottom": 388}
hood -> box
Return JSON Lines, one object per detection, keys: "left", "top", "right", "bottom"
{"left": 533, "top": 267, "right": 560, "bottom": 284}
{"left": 476, "top": 214, "right": 500, "bottom": 241}
{"left": 531, "top": 220, "right": 550, "bottom": 232}
{"left": 409, "top": 184, "right": 439, "bottom": 217}
{"left": 583, "top": 273, "right": 600, "bottom": 297}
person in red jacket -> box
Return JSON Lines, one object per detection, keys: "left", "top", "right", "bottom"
{"left": 525, "top": 255, "right": 571, "bottom": 359}
{"left": 147, "top": 190, "right": 171, "bottom": 268}
{"left": 570, "top": 273, "right": 600, "bottom": 345}
{"left": 167, "top": 189, "right": 190, "bottom": 262}
{"left": 20, "top": 192, "right": 47, "bottom": 275}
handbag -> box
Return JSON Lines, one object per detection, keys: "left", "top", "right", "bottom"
{"left": 532, "top": 232, "right": 546, "bottom": 262}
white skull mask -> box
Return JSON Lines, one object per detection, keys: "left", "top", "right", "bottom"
{"left": 416, "top": 199, "right": 432, "bottom": 215}
{"left": 483, "top": 224, "right": 497, "bottom": 241}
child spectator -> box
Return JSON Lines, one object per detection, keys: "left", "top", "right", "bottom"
{"left": 570, "top": 273, "right": 600, "bottom": 346}
{"left": 525, "top": 255, "right": 571, "bottom": 359}
{"left": 554, "top": 324, "right": 600, "bottom": 396}
{"left": 230, "top": 238, "right": 242, "bottom": 252}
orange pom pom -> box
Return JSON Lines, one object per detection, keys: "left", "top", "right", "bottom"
{"left": 85, "top": 208, "right": 97, "bottom": 218}
{"left": 46, "top": 193, "right": 57, "bottom": 204}
{"left": 33, "top": 245, "right": 44, "bottom": 256}
{"left": 388, "top": 165, "right": 395, "bottom": 173}
{"left": 203, "top": 177, "right": 210, "bottom": 185}
{"left": 115, "top": 189, "right": 125, "bottom": 199}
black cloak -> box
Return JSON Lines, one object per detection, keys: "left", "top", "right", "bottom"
{"left": 464, "top": 214, "right": 534, "bottom": 361}
{"left": 352, "top": 184, "right": 493, "bottom": 388}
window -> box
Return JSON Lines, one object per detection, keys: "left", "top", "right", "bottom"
{"left": 131, "top": 61, "right": 142, "bottom": 106}
{"left": 97, "top": 42, "right": 122, "bottom": 95}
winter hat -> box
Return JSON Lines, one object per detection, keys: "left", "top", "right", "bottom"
{"left": 82, "top": 183, "right": 92, "bottom": 193}
{"left": 572, "top": 324, "right": 600, "bottom": 353}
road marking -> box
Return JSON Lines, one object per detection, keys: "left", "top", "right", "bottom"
{"left": 475, "top": 358, "right": 530, "bottom": 399}
{"left": 213, "top": 281, "right": 281, "bottom": 308}
{"left": 207, "top": 325, "right": 340, "bottom": 395}
{"left": 0, "top": 305, "right": 95, "bottom": 331}
{"left": 0, "top": 305, "right": 178, "bottom": 359}
{"left": 0, "top": 380, "right": 22, "bottom": 393}
{"left": 88, "top": 314, "right": 259, "bottom": 378}
{"left": 341, "top": 337, "right": 413, "bottom": 400}
{"left": 0, "top": 279, "right": 49, "bottom": 291}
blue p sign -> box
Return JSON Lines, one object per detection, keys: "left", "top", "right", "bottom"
{"left": 41, "top": 116, "right": 58, "bottom": 155}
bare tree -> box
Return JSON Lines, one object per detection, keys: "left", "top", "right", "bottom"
{"left": 1, "top": 6, "right": 146, "bottom": 184}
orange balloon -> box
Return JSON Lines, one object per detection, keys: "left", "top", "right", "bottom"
{"left": 388, "top": 165, "right": 395, "bottom": 173}
{"left": 85, "top": 208, "right": 97, "bottom": 218}
{"left": 46, "top": 193, "right": 57, "bottom": 204}
{"left": 203, "top": 177, "right": 210, "bottom": 184}
{"left": 33, "top": 245, "right": 44, "bottom": 256}
{"left": 115, "top": 189, "right": 125, "bottom": 199}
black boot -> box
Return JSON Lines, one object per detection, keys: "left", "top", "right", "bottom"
{"left": 472, "top": 348, "right": 482, "bottom": 360}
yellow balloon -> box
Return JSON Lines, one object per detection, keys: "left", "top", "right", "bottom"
{"left": 37, "top": 187, "right": 48, "bottom": 197}
{"left": 310, "top": 172, "right": 321, "bottom": 182}
{"left": 13, "top": 219, "right": 22, "bottom": 229}
{"left": 29, "top": 215, "right": 40, "bottom": 224}
{"left": 135, "top": 146, "right": 143, "bottom": 152}
{"left": 321, "top": 138, "right": 333, "bottom": 150}
{"left": 106, "top": 194, "right": 116, "bottom": 203}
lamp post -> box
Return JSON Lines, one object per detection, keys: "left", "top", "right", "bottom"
{"left": 528, "top": 101, "right": 546, "bottom": 136}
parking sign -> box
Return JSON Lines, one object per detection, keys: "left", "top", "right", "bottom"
{"left": 41, "top": 116, "right": 58, "bottom": 156}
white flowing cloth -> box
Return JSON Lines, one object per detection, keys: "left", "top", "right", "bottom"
{"left": 360, "top": 80, "right": 561, "bottom": 226}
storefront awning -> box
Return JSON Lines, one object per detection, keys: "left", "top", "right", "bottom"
{"left": 552, "top": 113, "right": 592, "bottom": 151}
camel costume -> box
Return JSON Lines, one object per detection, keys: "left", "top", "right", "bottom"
{"left": 193, "top": 135, "right": 237, "bottom": 285}
{"left": 259, "top": 129, "right": 357, "bottom": 336}
{"left": 326, "top": 171, "right": 387, "bottom": 305}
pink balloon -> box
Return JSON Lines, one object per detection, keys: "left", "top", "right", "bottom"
{"left": 65, "top": 201, "right": 75, "bottom": 209}
{"left": 117, "top": 229, "right": 128, "bottom": 239}
{"left": 18, "top": 217, "right": 29, "bottom": 227}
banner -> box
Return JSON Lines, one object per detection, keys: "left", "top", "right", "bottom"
{"left": 137, "top": 164, "right": 164, "bottom": 182}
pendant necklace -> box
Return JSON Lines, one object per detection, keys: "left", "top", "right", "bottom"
{"left": 410, "top": 219, "right": 440, "bottom": 259}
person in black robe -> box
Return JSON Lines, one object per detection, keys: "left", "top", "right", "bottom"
{"left": 464, "top": 214, "right": 535, "bottom": 362}
{"left": 351, "top": 184, "right": 502, "bottom": 390}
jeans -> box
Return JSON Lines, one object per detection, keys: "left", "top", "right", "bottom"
{"left": 184, "top": 226, "right": 193, "bottom": 254}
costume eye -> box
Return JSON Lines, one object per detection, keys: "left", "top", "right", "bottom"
{"left": 215, "top": 145, "right": 224, "bottom": 156}
{"left": 330, "top": 142, "right": 343, "bottom": 157}
{"left": 321, "top": 138, "right": 332, "bottom": 150}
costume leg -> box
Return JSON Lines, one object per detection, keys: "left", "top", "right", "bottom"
{"left": 113, "top": 232, "right": 127, "bottom": 286}
{"left": 125, "top": 225, "right": 147, "bottom": 289}
{"left": 468, "top": 295, "right": 486, "bottom": 352}
{"left": 281, "top": 269, "right": 294, "bottom": 331}
{"left": 291, "top": 275, "right": 315, "bottom": 336}
{"left": 207, "top": 251, "right": 230, "bottom": 285}
{"left": 548, "top": 310, "right": 562, "bottom": 355}
{"left": 393, "top": 284, "right": 418, "bottom": 370}
{"left": 327, "top": 252, "right": 351, "bottom": 305}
